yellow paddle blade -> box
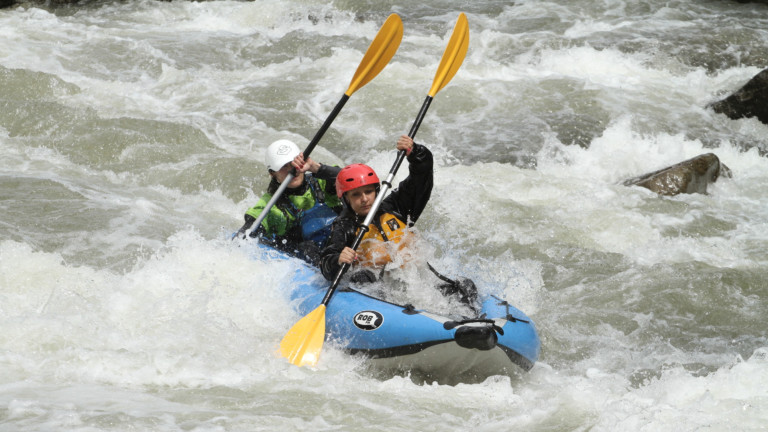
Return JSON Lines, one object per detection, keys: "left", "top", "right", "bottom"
{"left": 428, "top": 13, "right": 470, "bottom": 97}
{"left": 279, "top": 305, "right": 326, "bottom": 367}
{"left": 345, "top": 13, "right": 404, "bottom": 96}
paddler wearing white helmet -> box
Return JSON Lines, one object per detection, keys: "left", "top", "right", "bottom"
{"left": 236, "top": 139, "right": 342, "bottom": 265}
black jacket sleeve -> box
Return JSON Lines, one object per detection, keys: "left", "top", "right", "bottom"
{"left": 380, "top": 143, "right": 433, "bottom": 225}
{"left": 315, "top": 164, "right": 342, "bottom": 201}
{"left": 319, "top": 213, "right": 356, "bottom": 280}
{"left": 315, "top": 164, "right": 341, "bottom": 181}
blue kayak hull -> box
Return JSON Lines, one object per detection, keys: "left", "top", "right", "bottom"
{"left": 255, "top": 244, "right": 541, "bottom": 383}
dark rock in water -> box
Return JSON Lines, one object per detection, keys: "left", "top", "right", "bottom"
{"left": 708, "top": 68, "right": 768, "bottom": 125}
{"left": 8, "top": 0, "right": 105, "bottom": 8}
{"left": 623, "top": 153, "right": 732, "bottom": 196}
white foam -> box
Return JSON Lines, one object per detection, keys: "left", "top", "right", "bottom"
{"left": 2, "top": 1, "right": 768, "bottom": 429}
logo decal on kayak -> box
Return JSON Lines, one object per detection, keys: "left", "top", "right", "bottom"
{"left": 353, "top": 310, "right": 383, "bottom": 331}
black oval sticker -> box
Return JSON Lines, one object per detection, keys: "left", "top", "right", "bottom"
{"left": 353, "top": 310, "right": 383, "bottom": 331}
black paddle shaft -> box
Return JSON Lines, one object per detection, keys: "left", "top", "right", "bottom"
{"left": 320, "top": 95, "right": 434, "bottom": 306}
{"left": 303, "top": 94, "right": 350, "bottom": 161}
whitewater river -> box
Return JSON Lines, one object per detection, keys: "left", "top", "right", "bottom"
{"left": 2, "top": 0, "right": 768, "bottom": 430}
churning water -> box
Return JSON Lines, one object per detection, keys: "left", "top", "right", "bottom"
{"left": 1, "top": 0, "right": 768, "bottom": 430}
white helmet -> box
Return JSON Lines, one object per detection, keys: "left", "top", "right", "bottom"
{"left": 265, "top": 139, "right": 300, "bottom": 171}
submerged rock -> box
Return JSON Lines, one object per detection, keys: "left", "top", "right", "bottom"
{"left": 4, "top": 0, "right": 122, "bottom": 8}
{"left": 623, "top": 153, "right": 732, "bottom": 196}
{"left": 708, "top": 68, "right": 768, "bottom": 125}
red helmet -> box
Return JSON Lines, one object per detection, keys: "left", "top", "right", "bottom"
{"left": 335, "top": 164, "right": 380, "bottom": 199}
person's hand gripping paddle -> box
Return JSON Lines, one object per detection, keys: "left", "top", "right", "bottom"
{"left": 246, "top": 14, "right": 404, "bottom": 238}
{"left": 279, "top": 13, "right": 470, "bottom": 367}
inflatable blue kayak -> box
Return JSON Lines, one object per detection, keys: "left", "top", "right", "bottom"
{"left": 252, "top": 243, "right": 540, "bottom": 384}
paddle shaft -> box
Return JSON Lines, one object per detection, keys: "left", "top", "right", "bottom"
{"left": 249, "top": 95, "right": 349, "bottom": 235}
{"left": 320, "top": 95, "right": 434, "bottom": 306}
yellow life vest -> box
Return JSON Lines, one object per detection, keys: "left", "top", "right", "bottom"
{"left": 356, "top": 213, "right": 412, "bottom": 268}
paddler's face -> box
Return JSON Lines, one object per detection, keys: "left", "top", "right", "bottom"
{"left": 346, "top": 184, "right": 377, "bottom": 216}
{"left": 271, "top": 162, "right": 303, "bottom": 188}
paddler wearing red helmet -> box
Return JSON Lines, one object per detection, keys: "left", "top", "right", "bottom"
{"left": 319, "top": 135, "right": 433, "bottom": 283}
